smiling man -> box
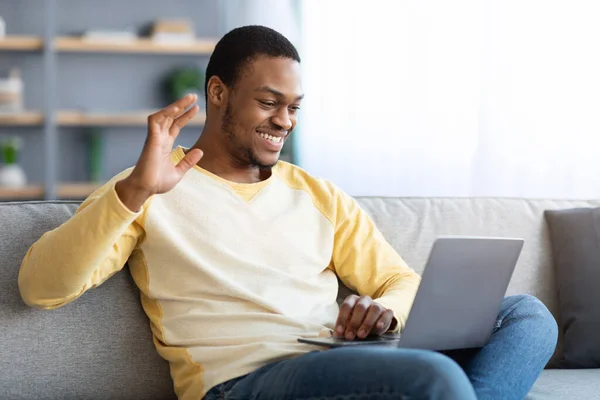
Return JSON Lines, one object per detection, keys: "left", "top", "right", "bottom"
{"left": 18, "top": 26, "right": 557, "bottom": 400}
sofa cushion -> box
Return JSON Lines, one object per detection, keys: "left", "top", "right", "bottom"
{"left": 545, "top": 207, "right": 600, "bottom": 368}
{"left": 0, "top": 201, "right": 176, "bottom": 400}
{"left": 526, "top": 369, "right": 600, "bottom": 400}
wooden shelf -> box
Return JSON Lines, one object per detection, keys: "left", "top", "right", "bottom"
{"left": 0, "top": 111, "right": 205, "bottom": 127}
{"left": 57, "top": 182, "right": 102, "bottom": 198}
{"left": 0, "top": 36, "right": 217, "bottom": 54}
{"left": 0, "top": 112, "right": 44, "bottom": 126}
{"left": 57, "top": 110, "right": 206, "bottom": 127}
{"left": 0, "top": 183, "right": 103, "bottom": 200}
{"left": 55, "top": 37, "right": 216, "bottom": 54}
{"left": 0, "top": 36, "right": 44, "bottom": 51}
{"left": 0, "top": 185, "right": 45, "bottom": 200}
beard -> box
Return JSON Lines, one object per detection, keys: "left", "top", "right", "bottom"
{"left": 221, "top": 101, "right": 278, "bottom": 170}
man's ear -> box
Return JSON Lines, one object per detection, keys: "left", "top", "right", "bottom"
{"left": 206, "top": 76, "right": 228, "bottom": 108}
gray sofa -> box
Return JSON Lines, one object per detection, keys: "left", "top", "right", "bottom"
{"left": 2, "top": 198, "right": 600, "bottom": 399}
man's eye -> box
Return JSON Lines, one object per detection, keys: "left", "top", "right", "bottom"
{"left": 290, "top": 106, "right": 301, "bottom": 111}
{"left": 259, "top": 101, "right": 276, "bottom": 107}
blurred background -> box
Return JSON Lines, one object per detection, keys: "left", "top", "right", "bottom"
{"left": 1, "top": 0, "right": 600, "bottom": 202}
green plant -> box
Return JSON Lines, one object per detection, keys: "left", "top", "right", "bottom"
{"left": 0, "top": 137, "right": 22, "bottom": 165}
{"left": 166, "top": 67, "right": 205, "bottom": 102}
{"left": 87, "top": 128, "right": 104, "bottom": 182}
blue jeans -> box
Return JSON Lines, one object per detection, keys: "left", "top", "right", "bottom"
{"left": 205, "top": 295, "right": 558, "bottom": 400}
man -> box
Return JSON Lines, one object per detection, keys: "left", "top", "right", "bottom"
{"left": 19, "top": 25, "right": 557, "bottom": 400}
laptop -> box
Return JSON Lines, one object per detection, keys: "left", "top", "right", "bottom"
{"left": 298, "top": 236, "right": 524, "bottom": 351}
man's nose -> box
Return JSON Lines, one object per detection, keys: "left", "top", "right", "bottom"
{"left": 272, "top": 108, "right": 293, "bottom": 131}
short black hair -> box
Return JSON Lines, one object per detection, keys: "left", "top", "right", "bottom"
{"left": 204, "top": 25, "right": 300, "bottom": 99}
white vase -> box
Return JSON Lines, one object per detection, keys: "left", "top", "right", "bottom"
{"left": 0, "top": 16, "right": 6, "bottom": 38}
{"left": 0, "top": 164, "right": 27, "bottom": 187}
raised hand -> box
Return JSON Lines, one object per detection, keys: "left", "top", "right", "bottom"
{"left": 116, "top": 94, "right": 203, "bottom": 211}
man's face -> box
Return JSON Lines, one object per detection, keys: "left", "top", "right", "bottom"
{"left": 220, "top": 56, "right": 303, "bottom": 169}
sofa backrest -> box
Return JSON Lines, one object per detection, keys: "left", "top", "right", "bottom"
{"left": 356, "top": 197, "right": 600, "bottom": 313}
{"left": 2, "top": 197, "right": 599, "bottom": 399}
{"left": 0, "top": 201, "right": 175, "bottom": 400}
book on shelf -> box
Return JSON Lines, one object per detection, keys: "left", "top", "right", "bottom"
{"left": 81, "top": 30, "right": 138, "bottom": 44}
{"left": 151, "top": 19, "right": 196, "bottom": 45}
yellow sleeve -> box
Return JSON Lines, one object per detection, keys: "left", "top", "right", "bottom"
{"left": 330, "top": 186, "right": 421, "bottom": 331}
{"left": 18, "top": 170, "right": 149, "bottom": 309}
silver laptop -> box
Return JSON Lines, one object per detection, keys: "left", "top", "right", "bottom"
{"left": 298, "top": 236, "right": 524, "bottom": 351}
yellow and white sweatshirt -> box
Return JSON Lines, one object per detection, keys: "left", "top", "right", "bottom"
{"left": 18, "top": 146, "right": 421, "bottom": 399}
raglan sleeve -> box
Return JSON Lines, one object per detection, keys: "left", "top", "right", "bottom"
{"left": 18, "top": 170, "right": 148, "bottom": 309}
{"left": 329, "top": 184, "right": 421, "bottom": 331}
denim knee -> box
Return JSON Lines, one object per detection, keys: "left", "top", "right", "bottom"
{"left": 504, "top": 294, "right": 558, "bottom": 355}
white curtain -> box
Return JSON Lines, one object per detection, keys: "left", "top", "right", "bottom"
{"left": 298, "top": 0, "right": 600, "bottom": 198}
{"left": 220, "top": 0, "right": 300, "bottom": 44}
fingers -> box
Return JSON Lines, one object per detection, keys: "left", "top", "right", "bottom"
{"left": 335, "top": 296, "right": 393, "bottom": 340}
{"left": 171, "top": 104, "right": 200, "bottom": 136}
{"left": 175, "top": 148, "right": 203, "bottom": 176}
{"left": 148, "top": 94, "right": 198, "bottom": 134}
{"left": 335, "top": 295, "right": 358, "bottom": 337}
{"left": 163, "top": 93, "right": 198, "bottom": 118}
{"left": 344, "top": 296, "right": 373, "bottom": 340}
{"left": 371, "top": 309, "right": 394, "bottom": 336}
{"left": 357, "top": 304, "right": 385, "bottom": 339}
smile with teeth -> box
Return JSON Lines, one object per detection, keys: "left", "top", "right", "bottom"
{"left": 259, "top": 132, "right": 283, "bottom": 143}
